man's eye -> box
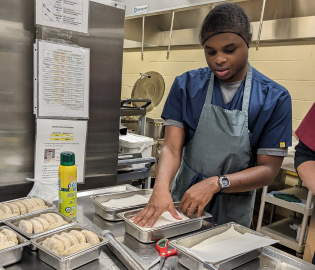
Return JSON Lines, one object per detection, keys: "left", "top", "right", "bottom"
{"left": 225, "top": 48, "right": 236, "bottom": 54}
{"left": 207, "top": 51, "right": 216, "bottom": 56}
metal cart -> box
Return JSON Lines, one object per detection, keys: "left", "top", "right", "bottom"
{"left": 257, "top": 157, "right": 314, "bottom": 254}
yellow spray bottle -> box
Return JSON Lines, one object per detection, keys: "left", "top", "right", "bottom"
{"left": 58, "top": 151, "right": 77, "bottom": 218}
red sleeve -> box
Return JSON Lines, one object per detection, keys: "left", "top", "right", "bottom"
{"left": 295, "top": 102, "right": 315, "bottom": 151}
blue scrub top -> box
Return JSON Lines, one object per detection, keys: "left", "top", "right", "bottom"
{"left": 161, "top": 66, "right": 292, "bottom": 156}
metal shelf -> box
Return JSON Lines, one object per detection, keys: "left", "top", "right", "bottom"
{"left": 117, "top": 157, "right": 156, "bottom": 189}
{"left": 263, "top": 186, "right": 314, "bottom": 215}
{"left": 260, "top": 217, "right": 305, "bottom": 253}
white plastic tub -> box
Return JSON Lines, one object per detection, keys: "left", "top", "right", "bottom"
{"left": 119, "top": 133, "right": 154, "bottom": 168}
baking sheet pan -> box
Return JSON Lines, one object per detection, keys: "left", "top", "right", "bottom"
{"left": 117, "top": 202, "right": 212, "bottom": 243}
{"left": 31, "top": 225, "right": 109, "bottom": 270}
{"left": 4, "top": 210, "right": 77, "bottom": 250}
{"left": 169, "top": 222, "right": 271, "bottom": 270}
{"left": 90, "top": 189, "right": 153, "bottom": 221}
{"left": 0, "top": 225, "right": 30, "bottom": 267}
{"left": 0, "top": 196, "right": 55, "bottom": 223}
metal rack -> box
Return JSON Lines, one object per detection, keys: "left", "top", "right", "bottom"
{"left": 117, "top": 156, "right": 156, "bottom": 189}
{"left": 120, "top": 98, "right": 151, "bottom": 135}
{"left": 257, "top": 160, "right": 314, "bottom": 254}
{"left": 118, "top": 98, "right": 155, "bottom": 189}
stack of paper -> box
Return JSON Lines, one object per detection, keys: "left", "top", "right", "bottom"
{"left": 184, "top": 227, "right": 278, "bottom": 263}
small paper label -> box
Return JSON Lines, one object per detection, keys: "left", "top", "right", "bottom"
{"left": 133, "top": 5, "right": 149, "bottom": 14}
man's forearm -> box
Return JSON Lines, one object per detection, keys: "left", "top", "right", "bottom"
{"left": 225, "top": 155, "right": 284, "bottom": 193}
{"left": 297, "top": 161, "right": 315, "bottom": 194}
{"left": 154, "top": 145, "right": 182, "bottom": 190}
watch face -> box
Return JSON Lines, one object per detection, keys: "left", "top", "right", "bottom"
{"left": 222, "top": 179, "right": 229, "bottom": 186}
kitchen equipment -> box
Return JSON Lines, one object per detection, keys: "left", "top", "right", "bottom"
{"left": 169, "top": 222, "right": 271, "bottom": 270}
{"left": 102, "top": 230, "right": 144, "bottom": 270}
{"left": 145, "top": 118, "right": 165, "bottom": 140}
{"left": 117, "top": 203, "right": 212, "bottom": 243}
{"left": 147, "top": 239, "right": 177, "bottom": 270}
{"left": 0, "top": 196, "right": 56, "bottom": 223}
{"left": 131, "top": 72, "right": 165, "bottom": 113}
{"left": 0, "top": 225, "right": 30, "bottom": 267}
{"left": 5, "top": 210, "right": 77, "bottom": 250}
{"left": 31, "top": 225, "right": 109, "bottom": 270}
{"left": 90, "top": 189, "right": 153, "bottom": 221}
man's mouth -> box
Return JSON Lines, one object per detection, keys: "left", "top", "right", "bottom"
{"left": 215, "top": 69, "right": 229, "bottom": 77}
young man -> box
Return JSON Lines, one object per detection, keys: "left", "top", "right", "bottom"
{"left": 132, "top": 3, "right": 292, "bottom": 228}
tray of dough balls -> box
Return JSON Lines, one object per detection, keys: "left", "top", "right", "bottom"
{"left": 30, "top": 225, "right": 109, "bottom": 270}
{"left": 0, "top": 226, "right": 30, "bottom": 267}
{"left": 4, "top": 210, "right": 76, "bottom": 250}
{"left": 0, "top": 196, "right": 55, "bottom": 222}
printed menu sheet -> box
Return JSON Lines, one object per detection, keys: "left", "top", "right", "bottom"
{"left": 35, "top": 119, "right": 87, "bottom": 183}
{"left": 37, "top": 40, "right": 90, "bottom": 118}
{"left": 36, "top": 0, "right": 89, "bottom": 34}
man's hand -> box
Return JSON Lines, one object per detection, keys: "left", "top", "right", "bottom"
{"left": 131, "top": 186, "right": 182, "bottom": 228}
{"left": 179, "top": 176, "right": 221, "bottom": 218}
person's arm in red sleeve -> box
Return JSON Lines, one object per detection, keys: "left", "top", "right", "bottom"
{"left": 295, "top": 103, "right": 315, "bottom": 194}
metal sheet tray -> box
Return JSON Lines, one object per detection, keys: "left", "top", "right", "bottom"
{"left": 169, "top": 222, "right": 270, "bottom": 270}
{"left": 86, "top": 184, "right": 140, "bottom": 195}
{"left": 30, "top": 225, "right": 109, "bottom": 270}
{"left": 90, "top": 189, "right": 153, "bottom": 221}
{"left": 4, "top": 210, "right": 77, "bottom": 250}
{"left": 117, "top": 202, "right": 212, "bottom": 243}
{"left": 0, "top": 225, "right": 30, "bottom": 267}
{"left": 0, "top": 196, "right": 55, "bottom": 223}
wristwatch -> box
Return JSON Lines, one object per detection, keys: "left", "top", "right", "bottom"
{"left": 218, "top": 175, "right": 230, "bottom": 193}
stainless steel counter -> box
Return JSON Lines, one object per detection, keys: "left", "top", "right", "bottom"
{"left": 5, "top": 190, "right": 315, "bottom": 270}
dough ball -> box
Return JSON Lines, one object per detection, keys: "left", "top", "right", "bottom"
{"left": 69, "top": 230, "right": 86, "bottom": 244}
{"left": 5, "top": 203, "right": 20, "bottom": 215}
{"left": 26, "top": 199, "right": 39, "bottom": 208}
{"left": 28, "top": 206, "right": 49, "bottom": 213}
{"left": 19, "top": 220, "right": 33, "bottom": 234}
{"left": 0, "top": 204, "right": 12, "bottom": 214}
{"left": 48, "top": 213, "right": 64, "bottom": 223}
{"left": 19, "top": 200, "right": 33, "bottom": 212}
{"left": 50, "top": 238, "right": 65, "bottom": 255}
{"left": 49, "top": 220, "right": 68, "bottom": 230}
{"left": 32, "top": 197, "right": 46, "bottom": 206}
{"left": 62, "top": 243, "right": 91, "bottom": 256}
{"left": 61, "top": 232, "right": 79, "bottom": 246}
{"left": 14, "top": 202, "right": 27, "bottom": 215}
{"left": 40, "top": 214, "right": 56, "bottom": 226}
{"left": 1, "top": 229, "right": 18, "bottom": 245}
{"left": 0, "top": 241, "right": 16, "bottom": 250}
{"left": 30, "top": 219, "right": 44, "bottom": 234}
{"left": 33, "top": 217, "right": 50, "bottom": 231}
{"left": 0, "top": 213, "right": 18, "bottom": 221}
{"left": 0, "top": 232, "right": 8, "bottom": 243}
{"left": 52, "top": 234, "right": 71, "bottom": 250}
{"left": 42, "top": 238, "right": 54, "bottom": 250}
{"left": 81, "top": 230, "right": 100, "bottom": 245}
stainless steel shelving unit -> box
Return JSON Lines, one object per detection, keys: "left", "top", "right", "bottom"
{"left": 257, "top": 159, "right": 314, "bottom": 254}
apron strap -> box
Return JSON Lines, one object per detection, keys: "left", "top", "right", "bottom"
{"left": 204, "top": 72, "right": 215, "bottom": 105}
{"left": 205, "top": 64, "right": 253, "bottom": 114}
{"left": 241, "top": 63, "right": 253, "bottom": 129}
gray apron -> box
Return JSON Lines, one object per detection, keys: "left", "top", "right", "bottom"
{"left": 172, "top": 64, "right": 256, "bottom": 228}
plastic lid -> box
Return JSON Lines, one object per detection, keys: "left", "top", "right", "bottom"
{"left": 60, "top": 152, "right": 75, "bottom": 166}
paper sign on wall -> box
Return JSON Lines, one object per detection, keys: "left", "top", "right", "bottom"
{"left": 36, "top": 0, "right": 89, "bottom": 34}
{"left": 35, "top": 119, "right": 87, "bottom": 183}
{"left": 37, "top": 40, "right": 90, "bottom": 119}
